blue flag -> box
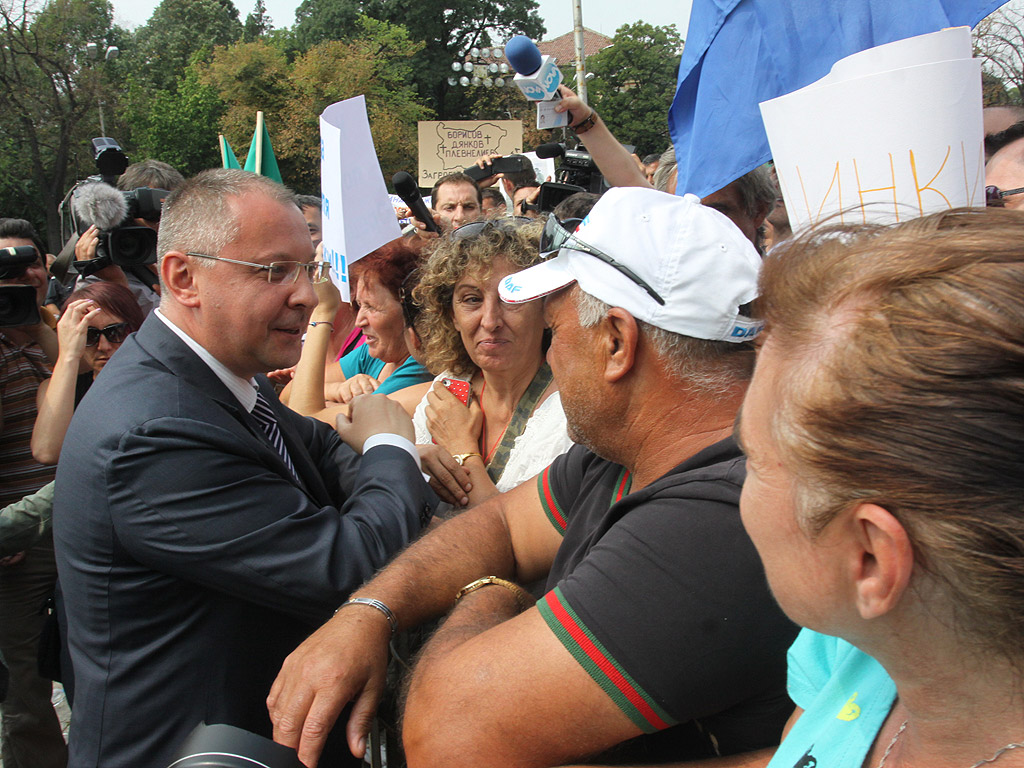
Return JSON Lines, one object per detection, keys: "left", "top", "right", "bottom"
{"left": 669, "top": 0, "right": 1004, "bottom": 198}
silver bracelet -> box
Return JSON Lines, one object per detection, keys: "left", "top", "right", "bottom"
{"left": 308, "top": 320, "right": 334, "bottom": 329}
{"left": 335, "top": 597, "right": 397, "bottom": 635}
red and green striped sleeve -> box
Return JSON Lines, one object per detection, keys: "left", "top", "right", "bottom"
{"left": 538, "top": 586, "right": 677, "bottom": 733}
{"left": 537, "top": 465, "right": 568, "bottom": 535}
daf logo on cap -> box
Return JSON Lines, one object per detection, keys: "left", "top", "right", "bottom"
{"left": 730, "top": 323, "right": 763, "bottom": 339}
{"left": 503, "top": 276, "right": 521, "bottom": 294}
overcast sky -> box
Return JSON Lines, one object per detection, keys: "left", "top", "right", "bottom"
{"left": 110, "top": 0, "right": 694, "bottom": 41}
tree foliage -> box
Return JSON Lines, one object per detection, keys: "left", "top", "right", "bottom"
{"left": 0, "top": 0, "right": 126, "bottom": 246}
{"left": 974, "top": 4, "right": 1024, "bottom": 106}
{"left": 291, "top": 0, "right": 544, "bottom": 118}
{"left": 243, "top": 0, "right": 270, "bottom": 42}
{"left": 202, "top": 17, "right": 431, "bottom": 193}
{"left": 586, "top": 21, "right": 682, "bottom": 157}
{"left": 122, "top": 55, "right": 224, "bottom": 176}
{"left": 133, "top": 0, "right": 242, "bottom": 91}
{"left": 292, "top": 0, "right": 359, "bottom": 50}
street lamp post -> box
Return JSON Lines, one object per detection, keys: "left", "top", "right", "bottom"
{"left": 449, "top": 44, "right": 512, "bottom": 90}
{"left": 85, "top": 42, "right": 119, "bottom": 137}
{"left": 573, "top": 0, "right": 588, "bottom": 103}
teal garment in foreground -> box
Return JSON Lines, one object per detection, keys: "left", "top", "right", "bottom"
{"left": 768, "top": 629, "right": 896, "bottom": 768}
{"left": 339, "top": 345, "right": 432, "bottom": 395}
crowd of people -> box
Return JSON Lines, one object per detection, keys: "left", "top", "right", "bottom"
{"left": 0, "top": 76, "right": 1022, "bottom": 768}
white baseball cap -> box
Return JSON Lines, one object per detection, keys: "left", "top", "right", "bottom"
{"left": 498, "top": 187, "right": 763, "bottom": 342}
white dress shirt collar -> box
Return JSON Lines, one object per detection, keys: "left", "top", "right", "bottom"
{"left": 154, "top": 308, "right": 258, "bottom": 412}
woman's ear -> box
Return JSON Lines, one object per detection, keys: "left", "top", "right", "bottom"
{"left": 846, "top": 503, "right": 915, "bottom": 620}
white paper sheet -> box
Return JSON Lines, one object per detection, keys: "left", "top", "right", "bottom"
{"left": 320, "top": 96, "right": 401, "bottom": 300}
{"left": 760, "top": 28, "right": 984, "bottom": 230}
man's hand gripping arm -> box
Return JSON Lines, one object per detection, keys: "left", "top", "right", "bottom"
{"left": 267, "top": 475, "right": 562, "bottom": 766}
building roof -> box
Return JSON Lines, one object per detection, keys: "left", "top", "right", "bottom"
{"left": 537, "top": 28, "right": 614, "bottom": 64}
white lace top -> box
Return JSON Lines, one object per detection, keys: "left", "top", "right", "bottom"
{"left": 413, "top": 372, "right": 575, "bottom": 493}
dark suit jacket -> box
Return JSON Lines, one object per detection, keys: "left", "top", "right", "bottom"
{"left": 54, "top": 315, "right": 434, "bottom": 768}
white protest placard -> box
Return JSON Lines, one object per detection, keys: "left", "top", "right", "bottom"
{"left": 320, "top": 95, "right": 401, "bottom": 300}
{"left": 523, "top": 151, "right": 555, "bottom": 184}
{"left": 760, "top": 28, "right": 984, "bottom": 231}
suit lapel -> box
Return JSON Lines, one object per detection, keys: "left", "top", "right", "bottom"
{"left": 134, "top": 316, "right": 328, "bottom": 504}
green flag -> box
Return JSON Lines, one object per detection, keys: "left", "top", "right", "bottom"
{"left": 243, "top": 111, "right": 283, "bottom": 183}
{"left": 219, "top": 134, "right": 241, "bottom": 169}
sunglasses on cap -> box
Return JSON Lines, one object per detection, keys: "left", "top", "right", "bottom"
{"left": 450, "top": 216, "right": 534, "bottom": 241}
{"left": 985, "top": 185, "right": 1024, "bottom": 207}
{"left": 86, "top": 322, "right": 130, "bottom": 346}
{"left": 539, "top": 216, "right": 666, "bottom": 306}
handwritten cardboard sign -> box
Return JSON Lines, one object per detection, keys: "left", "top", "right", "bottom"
{"left": 417, "top": 120, "right": 523, "bottom": 187}
{"left": 760, "top": 28, "right": 984, "bottom": 230}
{"left": 320, "top": 96, "right": 402, "bottom": 300}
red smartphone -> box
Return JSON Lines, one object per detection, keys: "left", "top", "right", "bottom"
{"left": 442, "top": 377, "right": 471, "bottom": 405}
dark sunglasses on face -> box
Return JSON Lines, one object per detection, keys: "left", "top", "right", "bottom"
{"left": 86, "top": 322, "right": 130, "bottom": 346}
{"left": 985, "top": 184, "right": 1024, "bottom": 207}
{"left": 539, "top": 216, "right": 666, "bottom": 306}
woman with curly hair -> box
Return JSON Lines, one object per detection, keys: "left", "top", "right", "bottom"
{"left": 412, "top": 218, "right": 572, "bottom": 510}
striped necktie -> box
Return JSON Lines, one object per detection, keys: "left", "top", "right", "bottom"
{"left": 251, "top": 391, "right": 297, "bottom": 478}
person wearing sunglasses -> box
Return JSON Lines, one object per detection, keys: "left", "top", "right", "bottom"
{"left": 0, "top": 217, "right": 65, "bottom": 768}
{"left": 32, "top": 282, "right": 143, "bottom": 466}
{"left": 269, "top": 188, "right": 795, "bottom": 768}
{"left": 985, "top": 135, "right": 1024, "bottom": 210}
{"left": 409, "top": 217, "right": 572, "bottom": 511}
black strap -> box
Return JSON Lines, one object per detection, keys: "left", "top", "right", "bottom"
{"left": 485, "top": 362, "right": 554, "bottom": 485}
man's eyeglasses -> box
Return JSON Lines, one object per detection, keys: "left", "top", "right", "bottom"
{"left": 451, "top": 217, "right": 533, "bottom": 241}
{"left": 540, "top": 216, "right": 666, "bottom": 306}
{"left": 985, "top": 185, "right": 1024, "bottom": 207}
{"left": 86, "top": 322, "right": 130, "bottom": 346}
{"left": 186, "top": 253, "right": 331, "bottom": 284}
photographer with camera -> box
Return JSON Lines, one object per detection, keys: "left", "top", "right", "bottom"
{"left": 69, "top": 160, "right": 183, "bottom": 319}
{"left": 0, "top": 217, "right": 67, "bottom": 768}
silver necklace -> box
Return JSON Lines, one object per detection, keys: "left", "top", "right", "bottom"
{"left": 877, "top": 719, "right": 1024, "bottom": 768}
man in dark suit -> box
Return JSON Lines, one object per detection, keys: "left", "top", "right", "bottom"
{"left": 53, "top": 169, "right": 435, "bottom": 768}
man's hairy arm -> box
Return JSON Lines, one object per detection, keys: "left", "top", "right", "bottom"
{"left": 268, "top": 475, "right": 562, "bottom": 767}
{"left": 401, "top": 585, "right": 648, "bottom": 768}
{"left": 558, "top": 707, "right": 802, "bottom": 768}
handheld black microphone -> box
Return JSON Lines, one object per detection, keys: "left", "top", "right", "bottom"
{"left": 393, "top": 172, "right": 440, "bottom": 234}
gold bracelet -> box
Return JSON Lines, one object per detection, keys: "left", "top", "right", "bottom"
{"left": 455, "top": 576, "right": 532, "bottom": 611}
{"left": 572, "top": 110, "right": 599, "bottom": 135}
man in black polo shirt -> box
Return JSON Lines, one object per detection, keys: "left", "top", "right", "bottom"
{"left": 269, "top": 187, "right": 796, "bottom": 768}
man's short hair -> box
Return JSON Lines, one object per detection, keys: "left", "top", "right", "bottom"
{"left": 573, "top": 288, "right": 754, "bottom": 395}
{"left": 652, "top": 146, "right": 677, "bottom": 193}
{"left": 642, "top": 153, "right": 661, "bottom": 166}
{"left": 295, "top": 194, "right": 321, "bottom": 211}
{"left": 480, "top": 188, "right": 505, "bottom": 206}
{"left": 502, "top": 156, "right": 539, "bottom": 189}
{"left": 552, "top": 192, "right": 601, "bottom": 220}
{"left": 733, "top": 164, "right": 778, "bottom": 219}
{"left": 430, "top": 173, "right": 482, "bottom": 206}
{"left": 0, "top": 218, "right": 46, "bottom": 260}
{"left": 156, "top": 169, "right": 298, "bottom": 268}
{"left": 117, "top": 160, "right": 185, "bottom": 192}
